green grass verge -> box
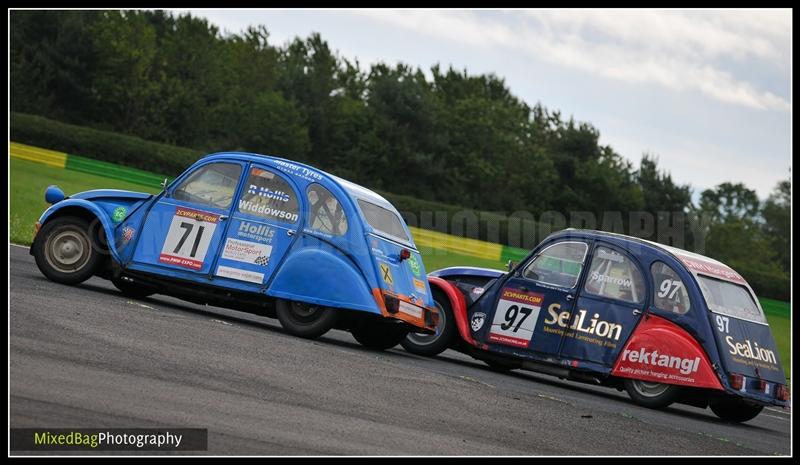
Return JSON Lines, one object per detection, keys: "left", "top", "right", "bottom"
{"left": 9, "top": 158, "right": 161, "bottom": 245}
{"left": 9, "top": 157, "right": 790, "bottom": 380}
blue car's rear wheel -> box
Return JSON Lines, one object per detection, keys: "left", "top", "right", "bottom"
{"left": 276, "top": 299, "right": 339, "bottom": 339}
{"left": 33, "top": 216, "right": 101, "bottom": 285}
{"left": 351, "top": 321, "right": 409, "bottom": 350}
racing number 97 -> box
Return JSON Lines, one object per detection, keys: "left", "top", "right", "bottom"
{"left": 500, "top": 305, "right": 533, "bottom": 332}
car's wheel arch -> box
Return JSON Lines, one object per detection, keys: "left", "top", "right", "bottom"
{"left": 36, "top": 201, "right": 119, "bottom": 262}
{"left": 427, "top": 276, "right": 475, "bottom": 346}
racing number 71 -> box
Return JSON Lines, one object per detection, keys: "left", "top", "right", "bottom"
{"left": 174, "top": 222, "right": 205, "bottom": 258}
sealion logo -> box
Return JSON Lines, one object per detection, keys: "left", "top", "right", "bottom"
{"left": 471, "top": 312, "right": 486, "bottom": 331}
{"left": 112, "top": 206, "right": 127, "bottom": 223}
{"left": 407, "top": 254, "right": 421, "bottom": 277}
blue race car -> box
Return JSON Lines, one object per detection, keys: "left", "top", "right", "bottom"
{"left": 401, "top": 229, "right": 789, "bottom": 422}
{"left": 31, "top": 152, "right": 439, "bottom": 349}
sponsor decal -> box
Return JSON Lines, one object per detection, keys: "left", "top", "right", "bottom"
{"left": 675, "top": 254, "right": 746, "bottom": 284}
{"left": 112, "top": 206, "right": 127, "bottom": 224}
{"left": 471, "top": 312, "right": 486, "bottom": 331}
{"left": 621, "top": 348, "right": 700, "bottom": 375}
{"left": 399, "top": 300, "right": 422, "bottom": 318}
{"left": 472, "top": 287, "right": 485, "bottom": 295}
{"left": 379, "top": 263, "right": 394, "bottom": 286}
{"left": 236, "top": 221, "right": 275, "bottom": 244}
{"left": 221, "top": 238, "right": 272, "bottom": 267}
{"left": 238, "top": 200, "right": 299, "bottom": 223}
{"left": 407, "top": 255, "right": 421, "bottom": 277}
{"left": 413, "top": 278, "right": 426, "bottom": 293}
{"left": 543, "top": 303, "right": 623, "bottom": 342}
{"left": 216, "top": 265, "right": 264, "bottom": 284}
{"left": 725, "top": 336, "right": 778, "bottom": 367}
{"left": 159, "top": 207, "right": 219, "bottom": 270}
{"left": 272, "top": 159, "right": 323, "bottom": 182}
{"left": 121, "top": 226, "right": 135, "bottom": 245}
{"left": 488, "top": 288, "right": 544, "bottom": 348}
{"left": 247, "top": 184, "right": 290, "bottom": 202}
{"left": 589, "top": 271, "right": 631, "bottom": 288}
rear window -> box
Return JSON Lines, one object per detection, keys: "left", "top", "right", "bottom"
{"left": 357, "top": 199, "right": 409, "bottom": 242}
{"left": 697, "top": 275, "right": 766, "bottom": 324}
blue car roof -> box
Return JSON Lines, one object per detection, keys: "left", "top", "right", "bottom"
{"left": 202, "top": 151, "right": 396, "bottom": 210}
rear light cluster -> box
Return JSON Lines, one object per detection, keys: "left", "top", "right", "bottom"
{"left": 424, "top": 308, "right": 440, "bottom": 328}
{"left": 383, "top": 294, "right": 399, "bottom": 314}
{"left": 729, "top": 373, "right": 744, "bottom": 390}
{"left": 776, "top": 384, "right": 790, "bottom": 401}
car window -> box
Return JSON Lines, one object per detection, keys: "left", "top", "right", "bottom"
{"left": 173, "top": 162, "right": 241, "bottom": 209}
{"left": 307, "top": 184, "right": 348, "bottom": 236}
{"left": 358, "top": 199, "right": 409, "bottom": 242}
{"left": 697, "top": 275, "right": 766, "bottom": 324}
{"left": 651, "top": 261, "right": 691, "bottom": 315}
{"left": 523, "top": 241, "right": 588, "bottom": 288}
{"left": 237, "top": 166, "right": 300, "bottom": 224}
{"left": 583, "top": 246, "right": 645, "bottom": 304}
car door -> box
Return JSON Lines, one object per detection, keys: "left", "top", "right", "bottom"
{"left": 476, "top": 240, "right": 591, "bottom": 355}
{"left": 557, "top": 242, "right": 648, "bottom": 367}
{"left": 131, "top": 161, "right": 244, "bottom": 279}
{"left": 212, "top": 163, "right": 303, "bottom": 289}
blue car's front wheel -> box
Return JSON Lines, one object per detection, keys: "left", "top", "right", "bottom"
{"left": 33, "top": 216, "right": 101, "bottom": 285}
{"left": 276, "top": 299, "right": 339, "bottom": 339}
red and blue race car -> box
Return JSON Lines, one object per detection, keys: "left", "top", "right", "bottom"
{"left": 402, "top": 229, "right": 789, "bottom": 422}
{"left": 31, "top": 152, "right": 439, "bottom": 349}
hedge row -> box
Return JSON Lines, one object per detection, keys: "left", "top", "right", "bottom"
{"left": 729, "top": 263, "right": 791, "bottom": 302}
{"left": 10, "top": 112, "right": 203, "bottom": 175}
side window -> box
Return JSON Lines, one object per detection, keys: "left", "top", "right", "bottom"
{"left": 523, "top": 241, "right": 588, "bottom": 288}
{"left": 583, "top": 246, "right": 646, "bottom": 304}
{"left": 237, "top": 166, "right": 300, "bottom": 224}
{"left": 173, "top": 162, "right": 241, "bottom": 209}
{"left": 307, "top": 184, "right": 348, "bottom": 236}
{"left": 651, "top": 261, "right": 691, "bottom": 315}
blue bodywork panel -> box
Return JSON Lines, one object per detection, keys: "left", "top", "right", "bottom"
{"left": 36, "top": 152, "right": 433, "bottom": 323}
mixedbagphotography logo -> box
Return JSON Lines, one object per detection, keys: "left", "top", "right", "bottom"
{"left": 10, "top": 428, "right": 208, "bottom": 452}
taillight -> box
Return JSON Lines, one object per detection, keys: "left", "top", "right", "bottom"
{"left": 757, "top": 379, "right": 767, "bottom": 392}
{"left": 399, "top": 248, "right": 411, "bottom": 261}
{"left": 776, "top": 384, "right": 790, "bottom": 401}
{"left": 383, "top": 294, "right": 399, "bottom": 314}
{"left": 729, "top": 373, "right": 744, "bottom": 390}
{"left": 424, "top": 308, "right": 439, "bottom": 328}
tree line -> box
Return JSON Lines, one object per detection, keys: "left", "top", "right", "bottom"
{"left": 9, "top": 10, "right": 790, "bottom": 298}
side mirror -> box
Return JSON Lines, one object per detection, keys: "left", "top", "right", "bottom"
{"left": 160, "top": 177, "right": 169, "bottom": 196}
{"left": 506, "top": 260, "right": 516, "bottom": 271}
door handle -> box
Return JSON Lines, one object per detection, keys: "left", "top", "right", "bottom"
{"left": 219, "top": 215, "right": 228, "bottom": 221}
{"left": 565, "top": 294, "right": 574, "bottom": 301}
{"left": 287, "top": 230, "right": 295, "bottom": 236}
{"left": 632, "top": 309, "right": 642, "bottom": 316}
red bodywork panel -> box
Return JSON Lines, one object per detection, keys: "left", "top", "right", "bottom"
{"left": 612, "top": 314, "right": 724, "bottom": 390}
{"left": 428, "top": 276, "right": 476, "bottom": 347}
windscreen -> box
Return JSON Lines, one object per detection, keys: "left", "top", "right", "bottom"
{"left": 697, "top": 275, "right": 766, "bottom": 324}
{"left": 357, "top": 199, "right": 410, "bottom": 242}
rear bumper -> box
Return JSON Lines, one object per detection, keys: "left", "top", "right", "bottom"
{"left": 373, "top": 289, "right": 440, "bottom": 332}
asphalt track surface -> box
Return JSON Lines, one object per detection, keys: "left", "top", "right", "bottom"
{"left": 9, "top": 245, "right": 791, "bottom": 455}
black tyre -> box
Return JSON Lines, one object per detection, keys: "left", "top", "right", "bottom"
{"left": 112, "top": 278, "right": 156, "bottom": 299}
{"left": 710, "top": 398, "right": 764, "bottom": 423}
{"left": 483, "top": 359, "right": 521, "bottom": 372}
{"left": 275, "top": 299, "right": 339, "bottom": 339}
{"left": 351, "top": 321, "right": 409, "bottom": 350}
{"left": 623, "top": 378, "right": 681, "bottom": 409}
{"left": 33, "top": 216, "right": 101, "bottom": 285}
{"left": 400, "top": 290, "right": 455, "bottom": 356}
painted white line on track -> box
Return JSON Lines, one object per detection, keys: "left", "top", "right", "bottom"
{"left": 9, "top": 243, "right": 30, "bottom": 249}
